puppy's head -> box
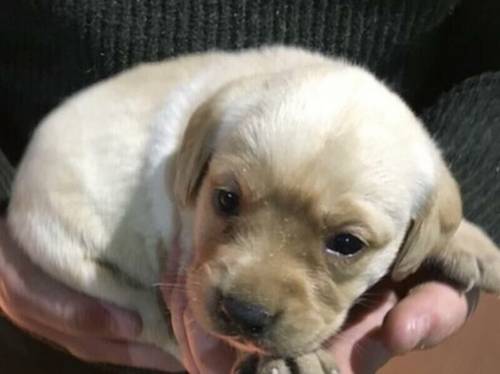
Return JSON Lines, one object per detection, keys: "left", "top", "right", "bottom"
{"left": 173, "top": 65, "right": 500, "bottom": 356}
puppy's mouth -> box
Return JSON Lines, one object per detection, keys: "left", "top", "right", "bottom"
{"left": 187, "top": 282, "right": 286, "bottom": 355}
{"left": 185, "top": 262, "right": 343, "bottom": 357}
{"left": 197, "top": 287, "right": 336, "bottom": 357}
{"left": 211, "top": 291, "right": 278, "bottom": 354}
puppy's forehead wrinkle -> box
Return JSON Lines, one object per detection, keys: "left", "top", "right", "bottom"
{"left": 262, "top": 188, "right": 322, "bottom": 229}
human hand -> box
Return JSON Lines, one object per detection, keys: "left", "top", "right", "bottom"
{"left": 325, "top": 274, "right": 478, "bottom": 374}
{"left": 0, "top": 219, "right": 184, "bottom": 372}
{"left": 165, "top": 265, "right": 477, "bottom": 374}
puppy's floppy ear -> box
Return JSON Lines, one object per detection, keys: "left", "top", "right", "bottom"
{"left": 174, "top": 102, "right": 219, "bottom": 207}
{"left": 392, "top": 165, "right": 462, "bottom": 281}
{"left": 392, "top": 164, "right": 500, "bottom": 293}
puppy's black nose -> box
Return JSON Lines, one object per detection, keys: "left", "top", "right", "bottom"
{"left": 219, "top": 295, "right": 273, "bottom": 335}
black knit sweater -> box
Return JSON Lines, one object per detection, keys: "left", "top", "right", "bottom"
{"left": 1, "top": 0, "right": 498, "bottom": 164}
{"left": 0, "top": 1, "right": 498, "bottom": 373}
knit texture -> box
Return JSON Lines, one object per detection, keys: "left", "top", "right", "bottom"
{"left": 1, "top": 0, "right": 461, "bottom": 164}
{"left": 0, "top": 151, "right": 14, "bottom": 202}
{"left": 0, "top": 1, "right": 499, "bottom": 373}
{"left": 423, "top": 72, "right": 500, "bottom": 244}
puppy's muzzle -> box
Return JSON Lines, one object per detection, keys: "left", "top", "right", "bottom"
{"left": 218, "top": 292, "right": 275, "bottom": 336}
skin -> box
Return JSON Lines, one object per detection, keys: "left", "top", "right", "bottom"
{"left": 0, "top": 219, "right": 477, "bottom": 373}
{"left": 166, "top": 265, "right": 478, "bottom": 374}
{"left": 0, "top": 219, "right": 184, "bottom": 373}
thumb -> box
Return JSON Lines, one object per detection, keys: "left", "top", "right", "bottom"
{"left": 382, "top": 281, "right": 471, "bottom": 354}
{"left": 184, "top": 308, "right": 237, "bottom": 374}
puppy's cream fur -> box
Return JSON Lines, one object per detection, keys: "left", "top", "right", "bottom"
{"left": 7, "top": 47, "right": 500, "bottom": 370}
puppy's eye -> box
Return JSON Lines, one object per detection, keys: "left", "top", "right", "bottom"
{"left": 325, "top": 233, "right": 365, "bottom": 256}
{"left": 214, "top": 189, "right": 240, "bottom": 216}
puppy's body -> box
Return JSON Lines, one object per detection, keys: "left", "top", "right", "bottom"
{"left": 7, "top": 47, "right": 500, "bottom": 373}
{"left": 7, "top": 47, "right": 337, "bottom": 356}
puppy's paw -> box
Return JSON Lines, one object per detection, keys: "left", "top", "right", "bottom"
{"left": 313, "top": 349, "right": 340, "bottom": 374}
{"left": 234, "top": 350, "right": 339, "bottom": 374}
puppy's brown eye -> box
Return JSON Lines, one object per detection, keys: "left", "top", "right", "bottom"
{"left": 325, "top": 233, "right": 364, "bottom": 256}
{"left": 214, "top": 189, "right": 240, "bottom": 216}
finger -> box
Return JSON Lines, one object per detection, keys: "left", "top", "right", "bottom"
{"left": 184, "top": 307, "right": 236, "bottom": 374}
{"left": 382, "top": 281, "right": 471, "bottom": 354}
{"left": 0, "top": 221, "right": 142, "bottom": 340}
{"left": 166, "top": 277, "right": 200, "bottom": 374}
{"left": 327, "top": 290, "right": 397, "bottom": 374}
{"left": 8, "top": 312, "right": 184, "bottom": 372}
{"left": 165, "top": 270, "right": 236, "bottom": 374}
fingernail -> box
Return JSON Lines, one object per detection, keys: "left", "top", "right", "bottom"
{"left": 417, "top": 313, "right": 435, "bottom": 347}
{"left": 410, "top": 315, "right": 432, "bottom": 351}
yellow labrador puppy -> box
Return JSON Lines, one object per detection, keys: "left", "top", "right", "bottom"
{"left": 7, "top": 46, "right": 500, "bottom": 373}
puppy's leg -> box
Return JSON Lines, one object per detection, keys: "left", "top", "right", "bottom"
{"left": 236, "top": 350, "right": 339, "bottom": 374}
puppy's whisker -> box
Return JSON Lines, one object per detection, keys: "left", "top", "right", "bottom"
{"left": 352, "top": 297, "right": 380, "bottom": 309}
{"left": 151, "top": 282, "right": 188, "bottom": 288}
{"left": 152, "top": 286, "right": 188, "bottom": 294}
{"left": 151, "top": 278, "right": 203, "bottom": 287}
{"left": 150, "top": 282, "right": 190, "bottom": 292}
{"left": 160, "top": 271, "right": 191, "bottom": 278}
{"left": 351, "top": 290, "right": 390, "bottom": 309}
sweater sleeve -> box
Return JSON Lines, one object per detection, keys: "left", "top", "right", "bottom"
{"left": 0, "top": 149, "right": 14, "bottom": 203}
{"left": 431, "top": 0, "right": 500, "bottom": 94}
{"left": 420, "top": 0, "right": 500, "bottom": 245}
{"left": 1, "top": 0, "right": 461, "bottom": 165}
{"left": 422, "top": 72, "right": 500, "bottom": 245}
